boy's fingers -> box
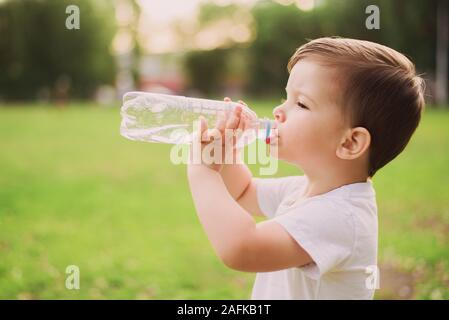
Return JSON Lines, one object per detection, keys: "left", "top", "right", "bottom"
{"left": 208, "top": 128, "right": 222, "bottom": 143}
{"left": 197, "top": 116, "right": 224, "bottom": 143}
{"left": 233, "top": 113, "right": 246, "bottom": 147}
{"left": 226, "top": 105, "right": 242, "bottom": 147}
{"left": 242, "top": 114, "right": 250, "bottom": 131}
{"left": 237, "top": 100, "right": 247, "bottom": 106}
{"left": 216, "top": 110, "right": 227, "bottom": 129}
{"left": 226, "top": 105, "right": 242, "bottom": 129}
{"left": 198, "top": 116, "right": 209, "bottom": 142}
{"left": 237, "top": 113, "right": 245, "bottom": 132}
{"left": 221, "top": 98, "right": 247, "bottom": 147}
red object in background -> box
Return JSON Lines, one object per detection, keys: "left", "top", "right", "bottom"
{"left": 139, "top": 77, "right": 184, "bottom": 95}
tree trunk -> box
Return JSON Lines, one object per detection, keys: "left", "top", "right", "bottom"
{"left": 436, "top": 0, "right": 448, "bottom": 107}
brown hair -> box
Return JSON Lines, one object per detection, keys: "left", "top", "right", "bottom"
{"left": 288, "top": 37, "right": 425, "bottom": 177}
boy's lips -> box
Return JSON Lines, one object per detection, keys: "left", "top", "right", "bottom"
{"left": 268, "top": 126, "right": 280, "bottom": 145}
{"left": 270, "top": 135, "right": 279, "bottom": 145}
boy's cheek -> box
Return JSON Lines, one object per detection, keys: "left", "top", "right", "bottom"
{"left": 289, "top": 135, "right": 325, "bottom": 164}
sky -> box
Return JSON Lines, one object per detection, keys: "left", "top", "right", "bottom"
{"left": 137, "top": 0, "right": 316, "bottom": 24}
{"left": 137, "top": 0, "right": 257, "bottom": 24}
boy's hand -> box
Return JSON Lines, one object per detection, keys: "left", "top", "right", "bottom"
{"left": 189, "top": 97, "right": 251, "bottom": 172}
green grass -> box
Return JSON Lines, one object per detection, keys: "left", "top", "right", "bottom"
{"left": 0, "top": 101, "right": 448, "bottom": 299}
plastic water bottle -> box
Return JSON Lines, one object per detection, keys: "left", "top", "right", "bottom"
{"left": 120, "top": 91, "right": 274, "bottom": 147}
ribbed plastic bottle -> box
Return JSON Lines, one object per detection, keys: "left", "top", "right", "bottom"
{"left": 120, "top": 91, "right": 274, "bottom": 147}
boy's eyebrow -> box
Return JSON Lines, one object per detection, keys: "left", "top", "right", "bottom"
{"left": 285, "top": 86, "right": 317, "bottom": 107}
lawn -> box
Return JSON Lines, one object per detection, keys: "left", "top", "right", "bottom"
{"left": 0, "top": 101, "right": 448, "bottom": 299}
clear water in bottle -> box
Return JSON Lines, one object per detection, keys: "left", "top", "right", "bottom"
{"left": 120, "top": 91, "right": 274, "bottom": 147}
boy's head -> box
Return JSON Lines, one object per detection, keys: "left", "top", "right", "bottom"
{"left": 271, "top": 37, "right": 425, "bottom": 178}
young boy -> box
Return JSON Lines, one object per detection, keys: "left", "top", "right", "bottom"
{"left": 187, "top": 37, "right": 425, "bottom": 299}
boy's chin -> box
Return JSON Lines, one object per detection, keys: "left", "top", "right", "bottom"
{"left": 269, "top": 144, "right": 281, "bottom": 159}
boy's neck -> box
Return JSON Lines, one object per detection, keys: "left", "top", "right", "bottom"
{"left": 301, "top": 169, "right": 369, "bottom": 199}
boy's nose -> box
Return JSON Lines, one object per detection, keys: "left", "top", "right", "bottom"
{"left": 273, "top": 105, "right": 285, "bottom": 123}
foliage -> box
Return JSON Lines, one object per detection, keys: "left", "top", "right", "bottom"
{"left": 185, "top": 0, "right": 439, "bottom": 97}
{"left": 0, "top": 0, "right": 117, "bottom": 100}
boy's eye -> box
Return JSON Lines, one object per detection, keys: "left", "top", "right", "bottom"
{"left": 297, "top": 102, "right": 309, "bottom": 110}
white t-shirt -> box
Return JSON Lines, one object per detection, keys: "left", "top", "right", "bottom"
{"left": 251, "top": 175, "right": 378, "bottom": 300}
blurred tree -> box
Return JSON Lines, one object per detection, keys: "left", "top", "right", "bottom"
{"left": 246, "top": 0, "right": 438, "bottom": 98}
{"left": 184, "top": 48, "right": 230, "bottom": 96}
{"left": 0, "top": 0, "right": 117, "bottom": 101}
{"left": 197, "top": 1, "right": 242, "bottom": 26}
{"left": 180, "top": 0, "right": 442, "bottom": 101}
{"left": 182, "top": 2, "right": 250, "bottom": 96}
{"left": 436, "top": 0, "right": 448, "bottom": 105}
{"left": 247, "top": 0, "right": 317, "bottom": 96}
{"left": 329, "top": 0, "right": 436, "bottom": 73}
{"left": 114, "top": 0, "right": 141, "bottom": 97}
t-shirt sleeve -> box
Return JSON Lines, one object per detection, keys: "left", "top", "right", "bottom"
{"left": 273, "top": 199, "right": 355, "bottom": 279}
{"left": 254, "top": 175, "right": 303, "bottom": 219}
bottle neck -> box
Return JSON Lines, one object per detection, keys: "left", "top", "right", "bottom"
{"left": 248, "top": 117, "right": 274, "bottom": 129}
{"left": 247, "top": 117, "right": 275, "bottom": 142}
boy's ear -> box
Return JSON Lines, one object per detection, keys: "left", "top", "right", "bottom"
{"left": 336, "top": 127, "right": 371, "bottom": 160}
